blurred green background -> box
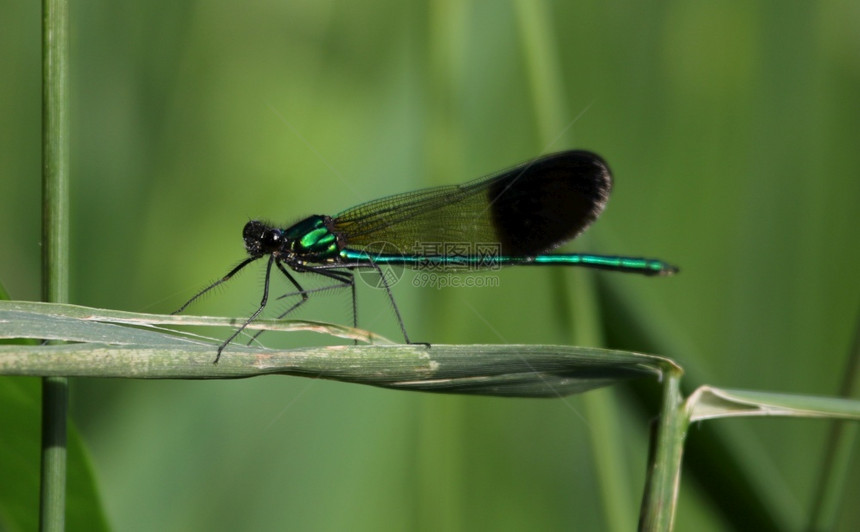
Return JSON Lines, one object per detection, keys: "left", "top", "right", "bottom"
{"left": 2, "top": 1, "right": 859, "bottom": 530}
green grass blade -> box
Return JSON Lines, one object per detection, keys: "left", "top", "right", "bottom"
{"left": 0, "top": 342, "right": 669, "bottom": 398}
{"left": 0, "top": 301, "right": 675, "bottom": 398}
{"left": 687, "top": 387, "right": 860, "bottom": 422}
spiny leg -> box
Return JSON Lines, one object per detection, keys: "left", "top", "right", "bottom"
{"left": 309, "top": 260, "right": 419, "bottom": 345}
{"left": 173, "top": 257, "right": 258, "bottom": 314}
{"left": 367, "top": 260, "right": 411, "bottom": 344}
{"left": 308, "top": 267, "right": 356, "bottom": 341}
{"left": 294, "top": 265, "right": 356, "bottom": 333}
{"left": 214, "top": 255, "right": 275, "bottom": 363}
{"left": 244, "top": 261, "right": 348, "bottom": 346}
{"left": 306, "top": 267, "right": 355, "bottom": 330}
{"left": 350, "top": 269, "right": 357, "bottom": 331}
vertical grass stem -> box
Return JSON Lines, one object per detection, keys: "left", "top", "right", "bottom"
{"left": 41, "top": 0, "right": 71, "bottom": 529}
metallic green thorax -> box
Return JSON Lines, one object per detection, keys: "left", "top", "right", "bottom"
{"left": 284, "top": 215, "right": 339, "bottom": 259}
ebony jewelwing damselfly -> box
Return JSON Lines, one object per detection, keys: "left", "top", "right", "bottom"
{"left": 176, "top": 150, "right": 678, "bottom": 363}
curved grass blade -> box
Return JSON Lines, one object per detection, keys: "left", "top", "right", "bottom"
{"left": 0, "top": 301, "right": 677, "bottom": 398}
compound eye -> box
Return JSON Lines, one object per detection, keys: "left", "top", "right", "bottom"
{"left": 263, "top": 230, "right": 281, "bottom": 248}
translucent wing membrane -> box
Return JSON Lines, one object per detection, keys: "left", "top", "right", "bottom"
{"left": 332, "top": 150, "right": 612, "bottom": 257}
